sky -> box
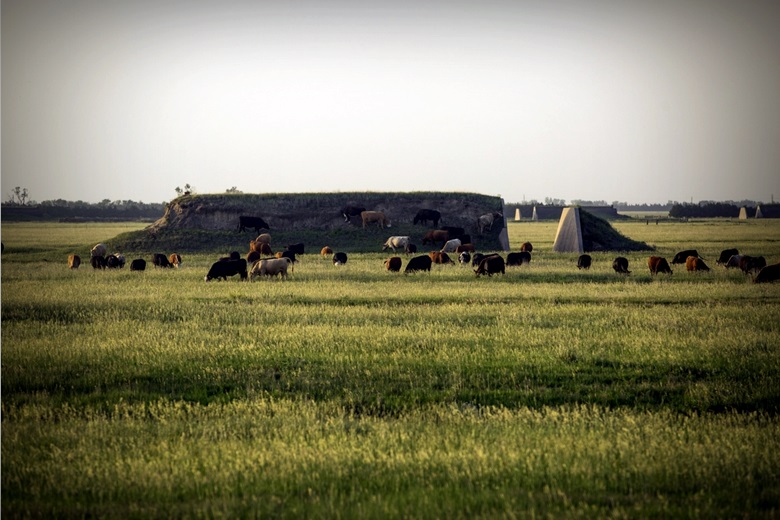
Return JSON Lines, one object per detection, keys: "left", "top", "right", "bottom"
{"left": 3, "top": 0, "right": 780, "bottom": 205}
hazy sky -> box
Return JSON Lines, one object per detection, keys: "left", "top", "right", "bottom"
{"left": 3, "top": 0, "right": 780, "bottom": 204}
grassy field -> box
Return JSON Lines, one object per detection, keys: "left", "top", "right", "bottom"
{"left": 2, "top": 218, "right": 780, "bottom": 518}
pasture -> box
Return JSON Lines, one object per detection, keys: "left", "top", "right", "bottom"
{"left": 2, "top": 218, "right": 780, "bottom": 518}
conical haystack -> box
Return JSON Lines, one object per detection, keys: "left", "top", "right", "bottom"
{"left": 553, "top": 207, "right": 653, "bottom": 253}
{"left": 514, "top": 208, "right": 521, "bottom": 221}
{"left": 739, "top": 207, "right": 748, "bottom": 219}
{"left": 755, "top": 205, "right": 763, "bottom": 218}
{"left": 552, "top": 207, "right": 584, "bottom": 253}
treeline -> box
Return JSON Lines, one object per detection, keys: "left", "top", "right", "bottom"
{"left": 669, "top": 202, "right": 780, "bottom": 218}
{"left": 1, "top": 199, "right": 166, "bottom": 221}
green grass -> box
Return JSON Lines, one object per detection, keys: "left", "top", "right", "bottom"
{"left": 2, "top": 219, "right": 780, "bottom": 518}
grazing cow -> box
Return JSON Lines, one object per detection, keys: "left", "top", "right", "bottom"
{"left": 238, "top": 216, "right": 269, "bottom": 233}
{"left": 255, "top": 233, "right": 271, "bottom": 245}
{"left": 612, "top": 257, "right": 631, "bottom": 274}
{"left": 577, "top": 254, "right": 592, "bottom": 270}
{"left": 440, "top": 227, "right": 466, "bottom": 240}
{"left": 361, "top": 211, "right": 391, "bottom": 229}
{"left": 153, "top": 253, "right": 173, "bottom": 268}
{"left": 286, "top": 243, "right": 305, "bottom": 255}
{"left": 205, "top": 259, "right": 248, "bottom": 281}
{"left": 477, "top": 212, "right": 503, "bottom": 234}
{"left": 429, "top": 251, "right": 453, "bottom": 264}
{"left": 471, "top": 253, "right": 486, "bottom": 267}
{"left": 686, "top": 256, "right": 710, "bottom": 272}
{"left": 725, "top": 255, "right": 743, "bottom": 269}
{"left": 382, "top": 236, "right": 411, "bottom": 253}
{"left": 739, "top": 255, "right": 767, "bottom": 275}
{"left": 384, "top": 257, "right": 402, "bottom": 272}
{"left": 321, "top": 246, "right": 333, "bottom": 256}
{"left": 129, "top": 258, "right": 146, "bottom": 271}
{"left": 506, "top": 251, "right": 531, "bottom": 266}
{"left": 475, "top": 254, "right": 505, "bottom": 276}
{"left": 422, "top": 229, "right": 449, "bottom": 246}
{"left": 458, "top": 252, "right": 471, "bottom": 265}
{"left": 440, "top": 238, "right": 462, "bottom": 253}
{"left": 456, "top": 243, "right": 476, "bottom": 253}
{"left": 672, "top": 250, "right": 699, "bottom": 264}
{"left": 413, "top": 209, "right": 441, "bottom": 227}
{"left": 250, "top": 257, "right": 292, "bottom": 280}
{"left": 405, "top": 243, "right": 417, "bottom": 254}
{"left": 259, "top": 243, "right": 273, "bottom": 256}
{"left": 333, "top": 252, "right": 348, "bottom": 265}
{"left": 647, "top": 256, "right": 672, "bottom": 275}
{"left": 168, "top": 253, "right": 181, "bottom": 268}
{"left": 106, "top": 254, "right": 123, "bottom": 269}
{"left": 229, "top": 251, "right": 241, "bottom": 260}
{"left": 275, "top": 250, "right": 297, "bottom": 263}
{"left": 520, "top": 242, "right": 533, "bottom": 253}
{"left": 247, "top": 250, "right": 261, "bottom": 265}
{"left": 113, "top": 253, "right": 126, "bottom": 268}
{"left": 68, "top": 254, "right": 81, "bottom": 269}
{"left": 754, "top": 263, "right": 780, "bottom": 283}
{"left": 717, "top": 248, "right": 739, "bottom": 265}
{"left": 90, "top": 256, "right": 107, "bottom": 269}
{"left": 341, "top": 205, "right": 366, "bottom": 222}
{"left": 91, "top": 243, "right": 107, "bottom": 258}
{"left": 404, "top": 255, "right": 432, "bottom": 273}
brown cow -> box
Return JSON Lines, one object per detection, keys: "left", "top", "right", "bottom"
{"left": 520, "top": 242, "right": 533, "bottom": 253}
{"left": 255, "top": 233, "right": 271, "bottom": 245}
{"left": 251, "top": 241, "right": 272, "bottom": 255}
{"left": 686, "top": 256, "right": 710, "bottom": 272}
{"left": 384, "top": 257, "right": 402, "bottom": 272}
{"left": 422, "top": 229, "right": 449, "bottom": 246}
{"left": 68, "top": 254, "right": 81, "bottom": 269}
{"left": 754, "top": 263, "right": 780, "bottom": 283}
{"left": 361, "top": 211, "right": 391, "bottom": 229}
{"left": 456, "top": 243, "right": 476, "bottom": 253}
{"left": 321, "top": 246, "right": 333, "bottom": 256}
{"left": 247, "top": 250, "right": 261, "bottom": 265}
{"left": 648, "top": 256, "right": 672, "bottom": 275}
{"left": 428, "top": 251, "right": 453, "bottom": 264}
{"left": 168, "top": 253, "right": 182, "bottom": 268}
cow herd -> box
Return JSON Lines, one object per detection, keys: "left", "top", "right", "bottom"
{"left": 67, "top": 235, "right": 779, "bottom": 284}
{"left": 571, "top": 247, "right": 779, "bottom": 282}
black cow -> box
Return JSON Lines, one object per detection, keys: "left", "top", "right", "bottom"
{"left": 740, "top": 255, "right": 767, "bottom": 275}
{"left": 475, "top": 254, "right": 505, "bottom": 276}
{"left": 612, "top": 257, "right": 631, "bottom": 274}
{"left": 754, "top": 263, "right": 780, "bottom": 283}
{"left": 413, "top": 209, "right": 441, "bottom": 227}
{"left": 90, "top": 256, "right": 106, "bottom": 269}
{"left": 279, "top": 250, "right": 297, "bottom": 263}
{"left": 286, "top": 243, "right": 305, "bottom": 255}
{"left": 577, "top": 254, "right": 592, "bottom": 270}
{"left": 106, "top": 255, "right": 123, "bottom": 269}
{"left": 129, "top": 258, "right": 146, "bottom": 271}
{"left": 506, "top": 251, "right": 531, "bottom": 266}
{"left": 340, "top": 206, "right": 366, "bottom": 223}
{"left": 404, "top": 255, "right": 432, "bottom": 273}
{"left": 205, "top": 259, "right": 248, "bottom": 281}
{"left": 672, "top": 250, "right": 699, "bottom": 264}
{"left": 717, "top": 248, "right": 739, "bottom": 265}
{"left": 405, "top": 243, "right": 417, "bottom": 254}
{"left": 153, "top": 253, "right": 173, "bottom": 268}
{"left": 440, "top": 226, "right": 466, "bottom": 240}
{"left": 238, "top": 216, "right": 270, "bottom": 233}
{"left": 471, "top": 253, "right": 486, "bottom": 267}
{"left": 333, "top": 252, "right": 348, "bottom": 265}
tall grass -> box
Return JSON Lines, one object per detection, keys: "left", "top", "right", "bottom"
{"left": 2, "top": 219, "right": 780, "bottom": 518}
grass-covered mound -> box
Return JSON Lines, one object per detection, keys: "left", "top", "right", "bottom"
{"left": 580, "top": 208, "right": 654, "bottom": 252}
{"left": 113, "top": 191, "right": 507, "bottom": 254}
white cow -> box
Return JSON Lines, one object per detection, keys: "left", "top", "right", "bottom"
{"left": 91, "top": 243, "right": 107, "bottom": 257}
{"left": 382, "top": 236, "right": 411, "bottom": 253}
{"left": 440, "top": 238, "right": 462, "bottom": 253}
{"left": 250, "top": 257, "right": 292, "bottom": 280}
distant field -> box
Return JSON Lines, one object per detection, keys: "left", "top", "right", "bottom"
{"left": 2, "top": 219, "right": 779, "bottom": 518}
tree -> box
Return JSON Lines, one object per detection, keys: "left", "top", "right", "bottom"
{"left": 226, "top": 187, "right": 243, "bottom": 194}
{"left": 9, "top": 187, "right": 30, "bottom": 205}
{"left": 175, "top": 186, "right": 183, "bottom": 196}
